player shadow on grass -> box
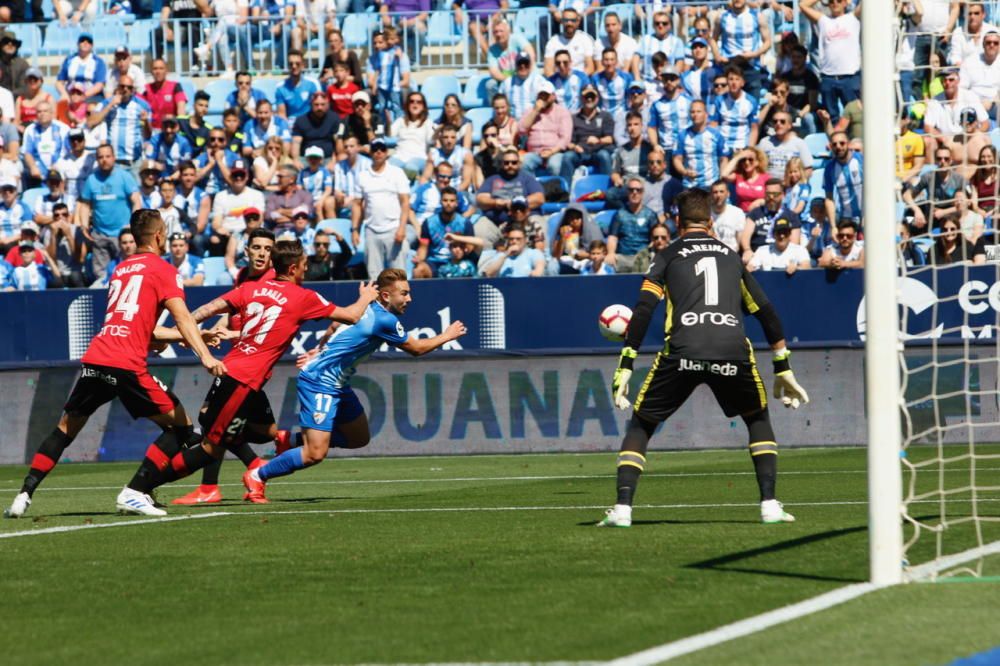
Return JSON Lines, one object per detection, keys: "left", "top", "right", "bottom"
{"left": 683, "top": 524, "right": 869, "bottom": 583}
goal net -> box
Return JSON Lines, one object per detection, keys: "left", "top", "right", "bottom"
{"left": 880, "top": 4, "right": 1000, "bottom": 581}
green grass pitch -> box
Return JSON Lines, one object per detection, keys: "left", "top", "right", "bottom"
{"left": 1, "top": 447, "right": 998, "bottom": 666}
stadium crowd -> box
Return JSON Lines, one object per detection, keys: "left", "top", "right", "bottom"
{"left": 0, "top": 0, "right": 997, "bottom": 292}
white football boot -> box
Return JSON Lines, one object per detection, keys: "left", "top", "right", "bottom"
{"left": 761, "top": 499, "right": 795, "bottom": 523}
{"left": 596, "top": 504, "right": 632, "bottom": 527}
{"left": 116, "top": 487, "right": 167, "bottom": 517}
{"left": 3, "top": 492, "right": 31, "bottom": 519}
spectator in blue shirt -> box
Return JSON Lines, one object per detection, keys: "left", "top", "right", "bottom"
{"left": 413, "top": 186, "right": 475, "bottom": 278}
{"left": 88, "top": 74, "right": 153, "bottom": 172}
{"left": 145, "top": 116, "right": 193, "bottom": 179}
{"left": 227, "top": 71, "right": 268, "bottom": 125}
{"left": 592, "top": 48, "right": 633, "bottom": 114}
{"left": 299, "top": 145, "right": 336, "bottom": 219}
{"left": 276, "top": 50, "right": 320, "bottom": 122}
{"left": 709, "top": 65, "right": 759, "bottom": 153}
{"left": 823, "top": 130, "right": 864, "bottom": 226}
{"left": 479, "top": 223, "right": 546, "bottom": 277}
{"left": 607, "top": 176, "right": 658, "bottom": 273}
{"left": 243, "top": 99, "right": 292, "bottom": 156}
{"left": 0, "top": 183, "right": 34, "bottom": 252}
{"left": 367, "top": 30, "right": 412, "bottom": 128}
{"left": 166, "top": 231, "right": 205, "bottom": 286}
{"left": 56, "top": 33, "right": 107, "bottom": 100}
{"left": 79, "top": 144, "right": 141, "bottom": 284}
{"left": 9, "top": 244, "right": 55, "bottom": 291}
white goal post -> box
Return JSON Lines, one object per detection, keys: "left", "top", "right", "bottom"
{"left": 862, "top": 0, "right": 904, "bottom": 586}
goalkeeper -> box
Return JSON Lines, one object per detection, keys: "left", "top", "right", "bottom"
{"left": 599, "top": 187, "right": 809, "bottom": 528}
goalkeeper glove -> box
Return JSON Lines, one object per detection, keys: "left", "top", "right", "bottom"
{"left": 772, "top": 348, "right": 809, "bottom": 409}
{"left": 612, "top": 347, "right": 638, "bottom": 411}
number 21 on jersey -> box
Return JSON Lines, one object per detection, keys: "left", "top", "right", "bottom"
{"left": 241, "top": 301, "right": 284, "bottom": 344}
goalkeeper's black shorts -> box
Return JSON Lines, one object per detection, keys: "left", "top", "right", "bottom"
{"left": 632, "top": 353, "right": 768, "bottom": 422}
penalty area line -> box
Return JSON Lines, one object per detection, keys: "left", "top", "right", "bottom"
{"left": 606, "top": 583, "right": 880, "bottom": 665}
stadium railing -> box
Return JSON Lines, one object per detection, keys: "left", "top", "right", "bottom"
{"left": 2, "top": 1, "right": 800, "bottom": 82}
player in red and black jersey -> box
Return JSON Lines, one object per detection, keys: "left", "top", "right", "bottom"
{"left": 598, "top": 188, "right": 810, "bottom": 528}
{"left": 129, "top": 240, "right": 378, "bottom": 502}
{"left": 170, "top": 227, "right": 293, "bottom": 506}
{"left": 4, "top": 210, "right": 227, "bottom": 519}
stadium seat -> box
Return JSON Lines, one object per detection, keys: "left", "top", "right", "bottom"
{"left": 805, "top": 132, "right": 830, "bottom": 159}
{"left": 513, "top": 7, "right": 548, "bottom": 41}
{"left": 461, "top": 73, "right": 492, "bottom": 109}
{"left": 537, "top": 175, "right": 569, "bottom": 215}
{"left": 594, "top": 209, "right": 616, "bottom": 235}
{"left": 808, "top": 168, "right": 825, "bottom": 196}
{"left": 546, "top": 213, "right": 563, "bottom": 253}
{"left": 571, "top": 174, "right": 610, "bottom": 213}
{"left": 175, "top": 77, "right": 196, "bottom": 107}
{"left": 420, "top": 74, "right": 461, "bottom": 109}
{"left": 253, "top": 77, "right": 281, "bottom": 103}
{"left": 466, "top": 107, "right": 492, "bottom": 144}
{"left": 41, "top": 21, "right": 82, "bottom": 56}
{"left": 42, "top": 83, "right": 60, "bottom": 101}
{"left": 316, "top": 219, "right": 355, "bottom": 252}
{"left": 990, "top": 128, "right": 1000, "bottom": 150}
{"left": 342, "top": 13, "right": 376, "bottom": 49}
{"left": 204, "top": 114, "right": 223, "bottom": 128}
{"left": 21, "top": 187, "right": 45, "bottom": 211}
{"left": 425, "top": 11, "right": 460, "bottom": 47}
{"left": 202, "top": 257, "right": 231, "bottom": 286}
{"left": 91, "top": 17, "right": 129, "bottom": 52}
{"left": 127, "top": 19, "right": 157, "bottom": 54}
{"left": 205, "top": 79, "right": 235, "bottom": 115}
{"left": 8, "top": 24, "right": 41, "bottom": 58}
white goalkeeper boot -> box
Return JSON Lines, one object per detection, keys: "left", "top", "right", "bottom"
{"left": 116, "top": 487, "right": 167, "bottom": 517}
{"left": 597, "top": 504, "right": 632, "bottom": 527}
{"left": 4, "top": 492, "right": 31, "bottom": 518}
{"left": 761, "top": 499, "right": 795, "bottom": 523}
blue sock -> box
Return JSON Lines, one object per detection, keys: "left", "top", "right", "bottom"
{"left": 259, "top": 448, "right": 306, "bottom": 481}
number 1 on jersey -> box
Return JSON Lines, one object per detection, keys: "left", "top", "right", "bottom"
{"left": 694, "top": 256, "right": 719, "bottom": 306}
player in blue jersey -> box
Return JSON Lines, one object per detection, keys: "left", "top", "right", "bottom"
{"left": 242, "top": 268, "right": 467, "bottom": 502}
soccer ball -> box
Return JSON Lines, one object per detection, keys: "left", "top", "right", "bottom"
{"left": 598, "top": 304, "right": 632, "bottom": 342}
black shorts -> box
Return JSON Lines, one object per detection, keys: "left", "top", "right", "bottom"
{"left": 633, "top": 353, "right": 767, "bottom": 422}
{"left": 198, "top": 375, "right": 275, "bottom": 445}
{"left": 64, "top": 364, "right": 179, "bottom": 419}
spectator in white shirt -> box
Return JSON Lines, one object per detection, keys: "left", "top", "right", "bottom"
{"left": 543, "top": 8, "right": 596, "bottom": 77}
{"left": 758, "top": 110, "right": 814, "bottom": 180}
{"left": 594, "top": 11, "right": 639, "bottom": 79}
{"left": 949, "top": 2, "right": 996, "bottom": 65}
{"left": 924, "top": 68, "right": 990, "bottom": 158}
{"left": 748, "top": 218, "right": 811, "bottom": 273}
{"left": 351, "top": 138, "right": 411, "bottom": 278}
{"left": 799, "top": 0, "right": 862, "bottom": 122}
{"left": 709, "top": 178, "right": 752, "bottom": 257}
{"left": 959, "top": 30, "right": 1000, "bottom": 112}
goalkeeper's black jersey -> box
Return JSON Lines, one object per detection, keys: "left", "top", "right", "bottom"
{"left": 641, "top": 231, "right": 771, "bottom": 361}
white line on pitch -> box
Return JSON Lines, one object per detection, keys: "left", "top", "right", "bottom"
{"left": 15, "top": 467, "right": 1000, "bottom": 493}
{"left": 606, "top": 583, "right": 880, "bottom": 665}
{"left": 0, "top": 512, "right": 229, "bottom": 539}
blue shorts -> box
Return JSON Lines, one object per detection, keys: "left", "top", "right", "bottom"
{"left": 297, "top": 382, "right": 365, "bottom": 433}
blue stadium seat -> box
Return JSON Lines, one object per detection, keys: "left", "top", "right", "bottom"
{"left": 91, "top": 17, "right": 129, "bottom": 52}
{"left": 808, "top": 167, "right": 825, "bottom": 195}
{"left": 202, "top": 257, "right": 231, "bottom": 286}
{"left": 204, "top": 114, "right": 223, "bottom": 128}
{"left": 425, "top": 11, "right": 460, "bottom": 46}
{"left": 8, "top": 24, "right": 41, "bottom": 58}
{"left": 420, "top": 74, "right": 461, "bottom": 109}
{"left": 805, "top": 132, "right": 830, "bottom": 159}
{"left": 546, "top": 213, "right": 563, "bottom": 252}
{"left": 342, "top": 13, "right": 375, "bottom": 49}
{"left": 21, "top": 187, "right": 46, "bottom": 211}
{"left": 253, "top": 77, "right": 281, "bottom": 103}
{"left": 513, "top": 7, "right": 548, "bottom": 42}
{"left": 41, "top": 21, "right": 82, "bottom": 56}
{"left": 461, "top": 73, "right": 492, "bottom": 109}
{"left": 466, "top": 106, "right": 492, "bottom": 144}
{"left": 205, "top": 79, "right": 236, "bottom": 115}
{"left": 571, "top": 174, "right": 610, "bottom": 213}
{"left": 42, "top": 83, "right": 60, "bottom": 101}
{"left": 175, "top": 77, "right": 196, "bottom": 107}
{"left": 594, "top": 209, "right": 616, "bottom": 235}
{"left": 127, "top": 19, "right": 156, "bottom": 54}
{"left": 537, "top": 175, "right": 568, "bottom": 215}
{"left": 315, "top": 218, "right": 355, "bottom": 253}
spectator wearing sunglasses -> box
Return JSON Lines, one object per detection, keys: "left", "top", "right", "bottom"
{"left": 475, "top": 148, "right": 545, "bottom": 245}
{"left": 305, "top": 230, "right": 354, "bottom": 281}
{"left": 88, "top": 74, "right": 152, "bottom": 176}
{"left": 758, "top": 109, "right": 813, "bottom": 181}
{"left": 543, "top": 8, "right": 596, "bottom": 77}
{"left": 209, "top": 159, "right": 266, "bottom": 256}
{"left": 549, "top": 49, "right": 590, "bottom": 114}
